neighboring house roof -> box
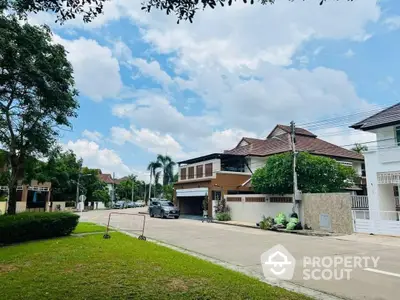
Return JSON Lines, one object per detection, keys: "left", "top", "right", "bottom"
{"left": 224, "top": 126, "right": 363, "bottom": 161}
{"left": 98, "top": 173, "right": 114, "bottom": 184}
{"left": 350, "top": 103, "right": 400, "bottom": 131}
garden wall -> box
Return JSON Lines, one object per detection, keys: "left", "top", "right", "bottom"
{"left": 224, "top": 194, "right": 294, "bottom": 224}
{"left": 300, "top": 193, "right": 353, "bottom": 234}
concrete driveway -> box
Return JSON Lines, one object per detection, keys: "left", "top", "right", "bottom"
{"left": 81, "top": 208, "right": 400, "bottom": 300}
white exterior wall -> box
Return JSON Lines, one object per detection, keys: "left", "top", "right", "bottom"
{"left": 226, "top": 195, "right": 293, "bottom": 224}
{"left": 363, "top": 126, "right": 400, "bottom": 212}
{"left": 178, "top": 159, "right": 221, "bottom": 182}
{"left": 247, "top": 156, "right": 267, "bottom": 173}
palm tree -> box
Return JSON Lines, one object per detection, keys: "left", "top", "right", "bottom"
{"left": 157, "top": 154, "right": 176, "bottom": 186}
{"left": 351, "top": 143, "right": 368, "bottom": 153}
{"left": 147, "top": 160, "right": 161, "bottom": 201}
{"left": 154, "top": 171, "right": 161, "bottom": 198}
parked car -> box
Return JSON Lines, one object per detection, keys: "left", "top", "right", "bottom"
{"left": 126, "top": 201, "right": 137, "bottom": 208}
{"left": 149, "top": 200, "right": 180, "bottom": 219}
{"left": 113, "top": 201, "right": 126, "bottom": 209}
{"left": 135, "top": 200, "right": 145, "bottom": 207}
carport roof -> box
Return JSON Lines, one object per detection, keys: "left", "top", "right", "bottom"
{"left": 178, "top": 153, "right": 244, "bottom": 165}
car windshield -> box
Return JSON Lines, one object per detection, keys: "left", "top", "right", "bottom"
{"left": 159, "top": 201, "right": 174, "bottom": 206}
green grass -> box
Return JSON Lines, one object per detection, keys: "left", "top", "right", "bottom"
{"left": 0, "top": 232, "right": 310, "bottom": 300}
{"left": 72, "top": 222, "right": 107, "bottom": 234}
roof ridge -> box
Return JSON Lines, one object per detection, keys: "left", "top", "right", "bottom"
{"left": 351, "top": 103, "right": 400, "bottom": 128}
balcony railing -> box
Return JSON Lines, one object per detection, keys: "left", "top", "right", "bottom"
{"left": 351, "top": 195, "right": 369, "bottom": 209}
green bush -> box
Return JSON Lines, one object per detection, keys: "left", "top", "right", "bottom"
{"left": 0, "top": 212, "right": 79, "bottom": 245}
{"left": 216, "top": 212, "right": 231, "bottom": 221}
{"left": 259, "top": 216, "right": 274, "bottom": 230}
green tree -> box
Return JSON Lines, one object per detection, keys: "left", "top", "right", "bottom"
{"left": 351, "top": 143, "right": 368, "bottom": 153}
{"left": 0, "top": 15, "right": 79, "bottom": 214}
{"left": 252, "top": 152, "right": 357, "bottom": 194}
{"left": 115, "top": 175, "right": 137, "bottom": 201}
{"left": 1, "top": 0, "right": 106, "bottom": 23}
{"left": 157, "top": 154, "right": 176, "bottom": 186}
{"left": 147, "top": 160, "right": 161, "bottom": 200}
{"left": 163, "top": 184, "right": 174, "bottom": 201}
{"left": 142, "top": 0, "right": 352, "bottom": 23}
{"left": 36, "top": 149, "right": 82, "bottom": 202}
{"left": 154, "top": 171, "right": 161, "bottom": 197}
{"left": 79, "top": 168, "right": 106, "bottom": 203}
{"left": 92, "top": 189, "right": 110, "bottom": 205}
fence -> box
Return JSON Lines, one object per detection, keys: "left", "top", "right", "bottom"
{"left": 351, "top": 195, "right": 369, "bottom": 209}
{"left": 224, "top": 194, "right": 293, "bottom": 224}
{"left": 352, "top": 210, "right": 400, "bottom": 235}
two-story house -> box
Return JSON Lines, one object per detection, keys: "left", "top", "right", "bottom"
{"left": 175, "top": 124, "right": 364, "bottom": 217}
{"left": 351, "top": 103, "right": 400, "bottom": 235}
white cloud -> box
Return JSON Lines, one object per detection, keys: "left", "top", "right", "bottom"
{"left": 384, "top": 16, "right": 400, "bottom": 31}
{"left": 64, "top": 139, "right": 131, "bottom": 177}
{"left": 344, "top": 49, "right": 355, "bottom": 58}
{"left": 131, "top": 58, "right": 173, "bottom": 85}
{"left": 127, "top": 0, "right": 379, "bottom": 69}
{"left": 82, "top": 130, "right": 103, "bottom": 142}
{"left": 53, "top": 36, "right": 122, "bottom": 101}
{"left": 110, "top": 126, "right": 189, "bottom": 159}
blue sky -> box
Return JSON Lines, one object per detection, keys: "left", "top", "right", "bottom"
{"left": 28, "top": 0, "right": 400, "bottom": 180}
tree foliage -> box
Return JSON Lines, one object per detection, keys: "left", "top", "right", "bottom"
{"left": 92, "top": 188, "right": 109, "bottom": 204}
{"left": 35, "top": 150, "right": 82, "bottom": 201}
{"left": 141, "top": 0, "right": 354, "bottom": 23}
{"left": 252, "top": 152, "right": 357, "bottom": 194}
{"left": 157, "top": 154, "right": 176, "bottom": 186}
{"left": 0, "top": 15, "right": 79, "bottom": 214}
{"left": 115, "top": 175, "right": 138, "bottom": 201}
{"left": 1, "top": 0, "right": 107, "bottom": 23}
{"left": 351, "top": 143, "right": 368, "bottom": 153}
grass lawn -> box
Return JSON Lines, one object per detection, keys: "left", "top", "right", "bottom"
{"left": 0, "top": 232, "right": 310, "bottom": 300}
{"left": 72, "top": 222, "right": 107, "bottom": 234}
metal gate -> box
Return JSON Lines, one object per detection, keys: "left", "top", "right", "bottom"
{"left": 352, "top": 210, "right": 400, "bottom": 235}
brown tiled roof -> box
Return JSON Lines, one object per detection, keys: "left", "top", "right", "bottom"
{"left": 98, "top": 173, "right": 114, "bottom": 184}
{"left": 225, "top": 128, "right": 363, "bottom": 161}
{"left": 267, "top": 124, "right": 317, "bottom": 138}
{"left": 351, "top": 103, "right": 400, "bottom": 131}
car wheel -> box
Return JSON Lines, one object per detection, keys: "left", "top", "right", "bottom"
{"left": 161, "top": 211, "right": 166, "bottom": 219}
{"left": 174, "top": 216, "right": 179, "bottom": 219}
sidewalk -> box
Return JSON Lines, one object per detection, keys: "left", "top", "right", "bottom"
{"left": 213, "top": 220, "right": 333, "bottom": 237}
{"left": 331, "top": 233, "right": 400, "bottom": 247}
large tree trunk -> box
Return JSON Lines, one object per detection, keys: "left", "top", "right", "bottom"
{"left": 7, "top": 162, "right": 18, "bottom": 215}
{"left": 7, "top": 154, "right": 23, "bottom": 215}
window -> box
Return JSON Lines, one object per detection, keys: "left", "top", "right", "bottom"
{"left": 188, "top": 166, "right": 194, "bottom": 179}
{"left": 361, "top": 163, "right": 366, "bottom": 177}
{"left": 196, "top": 165, "right": 203, "bottom": 178}
{"left": 205, "top": 163, "right": 213, "bottom": 177}
{"left": 212, "top": 191, "right": 221, "bottom": 200}
{"left": 396, "top": 126, "right": 400, "bottom": 146}
{"left": 180, "top": 168, "right": 186, "bottom": 180}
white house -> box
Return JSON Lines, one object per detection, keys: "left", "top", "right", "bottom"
{"left": 351, "top": 103, "right": 400, "bottom": 235}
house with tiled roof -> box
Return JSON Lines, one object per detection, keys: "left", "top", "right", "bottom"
{"left": 351, "top": 103, "right": 400, "bottom": 236}
{"left": 174, "top": 124, "right": 365, "bottom": 217}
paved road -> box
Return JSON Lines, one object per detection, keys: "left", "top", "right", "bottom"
{"left": 81, "top": 208, "right": 400, "bottom": 300}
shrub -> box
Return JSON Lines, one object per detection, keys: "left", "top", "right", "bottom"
{"left": 216, "top": 212, "right": 231, "bottom": 221}
{"left": 0, "top": 212, "right": 79, "bottom": 245}
{"left": 259, "top": 216, "right": 274, "bottom": 230}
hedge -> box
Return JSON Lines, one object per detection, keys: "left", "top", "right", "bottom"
{"left": 0, "top": 212, "right": 79, "bottom": 245}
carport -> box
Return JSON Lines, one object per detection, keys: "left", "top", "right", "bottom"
{"left": 176, "top": 188, "right": 208, "bottom": 216}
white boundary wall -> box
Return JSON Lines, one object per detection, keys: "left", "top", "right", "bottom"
{"left": 225, "top": 194, "right": 294, "bottom": 224}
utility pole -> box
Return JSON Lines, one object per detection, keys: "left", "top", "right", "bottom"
{"left": 75, "top": 173, "right": 81, "bottom": 209}
{"left": 112, "top": 172, "right": 116, "bottom": 202}
{"left": 148, "top": 169, "right": 152, "bottom": 203}
{"left": 131, "top": 178, "right": 134, "bottom": 202}
{"left": 290, "top": 121, "right": 300, "bottom": 205}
